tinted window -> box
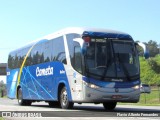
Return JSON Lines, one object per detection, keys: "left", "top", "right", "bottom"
{"left": 66, "top": 34, "right": 81, "bottom": 67}
{"left": 8, "top": 36, "right": 67, "bottom": 69}
{"left": 8, "top": 52, "right": 15, "bottom": 69}
{"left": 30, "top": 43, "right": 43, "bottom": 65}
{"left": 8, "top": 47, "right": 29, "bottom": 69}
{"left": 8, "top": 54, "right": 13, "bottom": 69}
{"left": 51, "top": 36, "right": 66, "bottom": 64}
{"left": 43, "top": 41, "right": 52, "bottom": 62}
{"left": 74, "top": 46, "right": 82, "bottom": 73}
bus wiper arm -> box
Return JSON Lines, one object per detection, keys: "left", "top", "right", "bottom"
{"left": 117, "top": 53, "right": 131, "bottom": 81}
{"left": 101, "top": 39, "right": 113, "bottom": 80}
{"left": 100, "top": 60, "right": 110, "bottom": 80}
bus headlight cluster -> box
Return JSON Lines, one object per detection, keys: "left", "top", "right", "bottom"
{"left": 83, "top": 81, "right": 100, "bottom": 89}
{"left": 132, "top": 85, "right": 140, "bottom": 90}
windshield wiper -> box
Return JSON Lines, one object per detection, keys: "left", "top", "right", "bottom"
{"left": 100, "top": 39, "right": 114, "bottom": 80}
{"left": 117, "top": 53, "right": 131, "bottom": 81}
{"left": 101, "top": 61, "right": 109, "bottom": 80}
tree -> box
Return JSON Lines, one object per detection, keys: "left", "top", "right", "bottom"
{"left": 0, "top": 80, "right": 6, "bottom": 97}
{"left": 0, "top": 80, "right": 5, "bottom": 91}
{"left": 147, "top": 40, "right": 159, "bottom": 57}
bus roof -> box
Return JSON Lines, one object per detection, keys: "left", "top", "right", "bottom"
{"left": 43, "top": 27, "right": 130, "bottom": 40}
{"left": 9, "top": 27, "right": 132, "bottom": 53}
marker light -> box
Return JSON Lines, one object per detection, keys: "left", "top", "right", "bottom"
{"left": 83, "top": 36, "right": 91, "bottom": 42}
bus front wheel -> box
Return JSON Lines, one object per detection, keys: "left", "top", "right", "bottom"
{"left": 103, "top": 102, "right": 117, "bottom": 110}
{"left": 60, "top": 87, "right": 73, "bottom": 109}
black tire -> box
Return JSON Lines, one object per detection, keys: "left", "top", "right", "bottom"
{"left": 48, "top": 101, "right": 60, "bottom": 108}
{"left": 18, "top": 88, "right": 25, "bottom": 105}
{"left": 25, "top": 100, "right": 32, "bottom": 106}
{"left": 103, "top": 102, "right": 117, "bottom": 110}
{"left": 18, "top": 88, "right": 31, "bottom": 106}
{"left": 60, "top": 87, "right": 73, "bottom": 109}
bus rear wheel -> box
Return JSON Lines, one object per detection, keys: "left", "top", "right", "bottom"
{"left": 60, "top": 87, "right": 73, "bottom": 109}
{"left": 18, "top": 88, "right": 31, "bottom": 106}
{"left": 103, "top": 102, "right": 117, "bottom": 110}
{"left": 18, "top": 88, "right": 25, "bottom": 105}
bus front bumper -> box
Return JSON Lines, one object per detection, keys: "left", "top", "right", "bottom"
{"left": 82, "top": 85, "right": 140, "bottom": 103}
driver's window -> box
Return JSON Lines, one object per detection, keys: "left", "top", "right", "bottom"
{"left": 74, "top": 46, "right": 82, "bottom": 73}
{"left": 96, "top": 45, "right": 106, "bottom": 66}
{"left": 86, "top": 43, "right": 95, "bottom": 68}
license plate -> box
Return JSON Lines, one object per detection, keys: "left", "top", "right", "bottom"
{"left": 112, "top": 95, "right": 122, "bottom": 99}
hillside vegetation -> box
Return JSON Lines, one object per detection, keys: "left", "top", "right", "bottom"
{"left": 140, "top": 55, "right": 160, "bottom": 85}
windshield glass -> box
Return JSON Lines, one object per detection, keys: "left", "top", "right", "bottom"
{"left": 85, "top": 38, "right": 139, "bottom": 80}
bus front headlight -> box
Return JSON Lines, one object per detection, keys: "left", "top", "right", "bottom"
{"left": 89, "top": 84, "right": 99, "bottom": 89}
{"left": 132, "top": 85, "right": 140, "bottom": 90}
{"left": 83, "top": 81, "right": 100, "bottom": 89}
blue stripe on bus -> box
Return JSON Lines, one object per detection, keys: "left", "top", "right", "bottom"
{"left": 82, "top": 76, "right": 140, "bottom": 88}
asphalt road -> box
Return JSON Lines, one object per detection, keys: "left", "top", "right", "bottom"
{"left": 0, "top": 98, "right": 160, "bottom": 120}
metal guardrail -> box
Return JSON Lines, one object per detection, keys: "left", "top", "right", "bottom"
{"left": 140, "top": 86, "right": 160, "bottom": 104}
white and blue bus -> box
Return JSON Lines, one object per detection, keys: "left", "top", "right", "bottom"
{"left": 7, "top": 27, "right": 149, "bottom": 110}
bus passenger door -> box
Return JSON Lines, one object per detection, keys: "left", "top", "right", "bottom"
{"left": 71, "top": 43, "right": 83, "bottom": 101}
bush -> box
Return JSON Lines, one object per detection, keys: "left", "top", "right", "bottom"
{"left": 147, "top": 58, "right": 160, "bottom": 74}
{"left": 140, "top": 56, "right": 160, "bottom": 85}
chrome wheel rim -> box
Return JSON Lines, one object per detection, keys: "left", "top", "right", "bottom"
{"left": 18, "top": 90, "right": 22, "bottom": 103}
{"left": 61, "top": 89, "right": 68, "bottom": 106}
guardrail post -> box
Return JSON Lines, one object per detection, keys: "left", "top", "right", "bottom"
{"left": 158, "top": 85, "right": 160, "bottom": 102}
{"left": 144, "top": 93, "right": 146, "bottom": 104}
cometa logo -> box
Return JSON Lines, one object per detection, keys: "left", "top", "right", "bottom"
{"left": 36, "top": 66, "right": 53, "bottom": 77}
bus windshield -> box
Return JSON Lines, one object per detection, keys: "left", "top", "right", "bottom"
{"left": 85, "top": 38, "right": 139, "bottom": 81}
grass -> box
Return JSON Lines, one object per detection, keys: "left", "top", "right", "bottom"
{"left": 139, "top": 90, "right": 160, "bottom": 105}
{"left": 119, "top": 89, "right": 160, "bottom": 106}
{"left": 0, "top": 117, "right": 4, "bottom": 120}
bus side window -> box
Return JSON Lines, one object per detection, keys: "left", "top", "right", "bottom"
{"left": 52, "top": 36, "right": 66, "bottom": 64}
{"left": 56, "top": 52, "right": 67, "bottom": 64}
{"left": 74, "top": 46, "right": 82, "bottom": 73}
{"left": 43, "top": 41, "right": 52, "bottom": 63}
{"left": 8, "top": 52, "right": 15, "bottom": 69}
